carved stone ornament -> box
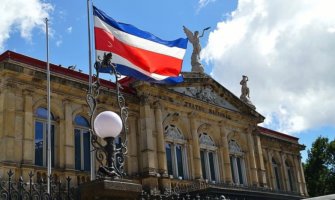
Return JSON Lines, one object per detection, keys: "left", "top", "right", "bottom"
{"left": 229, "top": 140, "right": 243, "bottom": 155}
{"left": 197, "top": 123, "right": 211, "bottom": 134}
{"left": 163, "top": 112, "right": 180, "bottom": 126}
{"left": 171, "top": 86, "right": 239, "bottom": 111}
{"left": 164, "top": 125, "right": 184, "bottom": 140}
{"left": 199, "top": 133, "right": 215, "bottom": 146}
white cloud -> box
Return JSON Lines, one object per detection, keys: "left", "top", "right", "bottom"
{"left": 67, "top": 26, "right": 72, "bottom": 34}
{"left": 0, "top": 0, "right": 53, "bottom": 50}
{"left": 56, "top": 39, "right": 62, "bottom": 47}
{"left": 202, "top": 0, "right": 335, "bottom": 134}
{"left": 197, "top": 0, "right": 217, "bottom": 12}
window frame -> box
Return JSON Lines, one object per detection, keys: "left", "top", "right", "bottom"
{"left": 74, "top": 115, "right": 91, "bottom": 171}
{"left": 34, "top": 107, "right": 56, "bottom": 167}
{"left": 272, "top": 158, "right": 282, "bottom": 190}
{"left": 229, "top": 140, "right": 247, "bottom": 185}
{"left": 199, "top": 133, "right": 220, "bottom": 183}
{"left": 164, "top": 125, "right": 188, "bottom": 180}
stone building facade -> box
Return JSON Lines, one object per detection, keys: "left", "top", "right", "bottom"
{"left": 0, "top": 51, "right": 308, "bottom": 199}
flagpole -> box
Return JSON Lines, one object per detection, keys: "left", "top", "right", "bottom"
{"left": 45, "top": 17, "right": 52, "bottom": 194}
{"left": 87, "top": 0, "right": 96, "bottom": 181}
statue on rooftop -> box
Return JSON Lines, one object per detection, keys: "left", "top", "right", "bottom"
{"left": 240, "top": 75, "right": 256, "bottom": 109}
{"left": 183, "top": 26, "right": 210, "bottom": 73}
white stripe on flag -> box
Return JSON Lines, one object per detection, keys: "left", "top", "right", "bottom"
{"left": 94, "top": 17, "right": 186, "bottom": 59}
{"left": 96, "top": 50, "right": 173, "bottom": 80}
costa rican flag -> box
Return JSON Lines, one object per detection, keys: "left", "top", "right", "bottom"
{"left": 93, "top": 6, "right": 188, "bottom": 84}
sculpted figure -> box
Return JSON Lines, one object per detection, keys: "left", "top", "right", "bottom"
{"left": 240, "top": 75, "right": 256, "bottom": 109}
{"left": 183, "top": 26, "right": 210, "bottom": 73}
{"left": 240, "top": 75, "right": 250, "bottom": 99}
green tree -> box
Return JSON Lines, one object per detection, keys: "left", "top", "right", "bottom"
{"left": 304, "top": 136, "right": 335, "bottom": 197}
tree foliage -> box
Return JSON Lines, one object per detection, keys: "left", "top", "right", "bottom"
{"left": 304, "top": 136, "right": 335, "bottom": 197}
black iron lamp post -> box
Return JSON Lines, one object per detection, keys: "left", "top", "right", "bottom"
{"left": 86, "top": 52, "right": 129, "bottom": 180}
{"left": 80, "top": 53, "right": 142, "bottom": 199}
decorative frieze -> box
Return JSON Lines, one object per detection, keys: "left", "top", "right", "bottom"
{"left": 171, "top": 86, "right": 239, "bottom": 111}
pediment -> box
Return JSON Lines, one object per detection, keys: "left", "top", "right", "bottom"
{"left": 170, "top": 85, "right": 240, "bottom": 112}
{"left": 165, "top": 72, "right": 265, "bottom": 121}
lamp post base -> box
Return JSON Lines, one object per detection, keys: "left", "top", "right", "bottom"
{"left": 79, "top": 179, "right": 142, "bottom": 200}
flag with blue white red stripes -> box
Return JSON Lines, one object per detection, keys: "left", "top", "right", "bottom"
{"left": 93, "top": 6, "right": 188, "bottom": 84}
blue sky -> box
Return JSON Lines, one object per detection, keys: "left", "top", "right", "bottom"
{"left": 1, "top": 0, "right": 335, "bottom": 162}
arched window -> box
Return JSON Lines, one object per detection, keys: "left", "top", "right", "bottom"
{"left": 229, "top": 140, "right": 247, "bottom": 185}
{"left": 34, "top": 107, "right": 55, "bottom": 167}
{"left": 199, "top": 133, "right": 219, "bottom": 182}
{"left": 286, "top": 160, "right": 295, "bottom": 191}
{"left": 272, "top": 158, "right": 281, "bottom": 190}
{"left": 74, "top": 115, "right": 91, "bottom": 171}
{"left": 165, "top": 125, "right": 188, "bottom": 179}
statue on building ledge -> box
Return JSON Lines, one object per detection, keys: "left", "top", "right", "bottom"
{"left": 183, "top": 26, "right": 210, "bottom": 73}
{"left": 240, "top": 75, "right": 256, "bottom": 109}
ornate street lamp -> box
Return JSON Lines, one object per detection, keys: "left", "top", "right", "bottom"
{"left": 86, "top": 52, "right": 128, "bottom": 180}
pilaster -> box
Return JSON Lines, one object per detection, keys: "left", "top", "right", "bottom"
{"left": 1, "top": 83, "right": 17, "bottom": 162}
{"left": 127, "top": 114, "right": 139, "bottom": 176}
{"left": 220, "top": 125, "right": 232, "bottom": 184}
{"left": 22, "top": 89, "right": 34, "bottom": 164}
{"left": 189, "top": 112, "right": 201, "bottom": 179}
{"left": 255, "top": 134, "right": 267, "bottom": 187}
{"left": 280, "top": 152, "right": 288, "bottom": 191}
{"left": 139, "top": 95, "right": 156, "bottom": 176}
{"left": 154, "top": 101, "right": 167, "bottom": 176}
{"left": 246, "top": 126, "right": 258, "bottom": 186}
{"left": 63, "top": 99, "right": 74, "bottom": 169}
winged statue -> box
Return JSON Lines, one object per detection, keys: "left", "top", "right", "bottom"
{"left": 183, "top": 26, "right": 210, "bottom": 73}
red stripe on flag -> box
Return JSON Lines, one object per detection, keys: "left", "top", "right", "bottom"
{"left": 94, "top": 27, "right": 183, "bottom": 76}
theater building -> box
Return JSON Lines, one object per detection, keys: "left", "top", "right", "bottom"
{"left": 0, "top": 51, "right": 308, "bottom": 199}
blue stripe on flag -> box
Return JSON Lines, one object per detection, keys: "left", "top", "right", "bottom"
{"left": 98, "top": 64, "right": 184, "bottom": 84}
{"left": 93, "top": 6, "right": 188, "bottom": 49}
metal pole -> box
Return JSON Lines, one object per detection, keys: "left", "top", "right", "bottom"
{"left": 45, "top": 17, "right": 52, "bottom": 193}
{"left": 87, "top": 0, "right": 96, "bottom": 180}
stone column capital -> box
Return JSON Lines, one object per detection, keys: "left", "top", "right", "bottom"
{"left": 153, "top": 100, "right": 163, "bottom": 110}
{"left": 139, "top": 94, "right": 151, "bottom": 106}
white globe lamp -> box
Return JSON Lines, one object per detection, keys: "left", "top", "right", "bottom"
{"left": 94, "top": 111, "right": 123, "bottom": 138}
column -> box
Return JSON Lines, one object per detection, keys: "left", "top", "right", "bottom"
{"left": 127, "top": 114, "right": 139, "bottom": 176}
{"left": 246, "top": 127, "right": 259, "bottom": 186}
{"left": 139, "top": 95, "right": 156, "bottom": 175}
{"left": 255, "top": 134, "right": 267, "bottom": 187}
{"left": 220, "top": 126, "right": 232, "bottom": 184}
{"left": 280, "top": 152, "right": 288, "bottom": 191}
{"left": 267, "top": 150, "right": 275, "bottom": 189}
{"left": 63, "top": 100, "right": 74, "bottom": 169}
{"left": 1, "top": 84, "right": 16, "bottom": 162}
{"left": 154, "top": 101, "right": 167, "bottom": 176}
{"left": 189, "top": 112, "right": 201, "bottom": 179}
{"left": 292, "top": 155, "right": 303, "bottom": 194}
{"left": 22, "top": 90, "right": 34, "bottom": 164}
{"left": 298, "top": 156, "right": 308, "bottom": 196}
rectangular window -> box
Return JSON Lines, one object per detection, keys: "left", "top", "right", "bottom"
{"left": 176, "top": 145, "right": 184, "bottom": 179}
{"left": 75, "top": 129, "right": 81, "bottom": 170}
{"left": 35, "top": 122, "right": 44, "bottom": 166}
{"left": 165, "top": 143, "right": 173, "bottom": 176}
{"left": 288, "top": 168, "right": 293, "bottom": 191}
{"left": 51, "top": 125, "right": 55, "bottom": 167}
{"left": 274, "top": 167, "right": 281, "bottom": 190}
{"left": 230, "top": 156, "right": 236, "bottom": 183}
{"left": 200, "top": 150, "right": 207, "bottom": 179}
{"left": 236, "top": 157, "right": 243, "bottom": 184}
{"left": 208, "top": 152, "right": 216, "bottom": 181}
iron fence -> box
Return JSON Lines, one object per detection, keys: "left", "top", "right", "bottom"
{"left": 1, "top": 169, "right": 301, "bottom": 200}
{"left": 0, "top": 170, "right": 75, "bottom": 200}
